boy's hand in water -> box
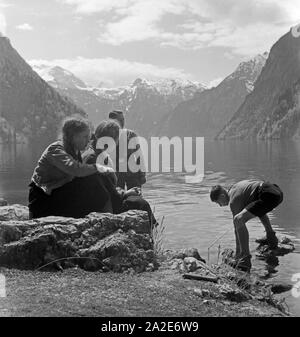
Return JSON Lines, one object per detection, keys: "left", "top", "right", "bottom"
{"left": 125, "top": 187, "right": 142, "bottom": 197}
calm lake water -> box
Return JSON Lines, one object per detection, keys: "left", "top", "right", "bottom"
{"left": 0, "top": 140, "right": 300, "bottom": 315}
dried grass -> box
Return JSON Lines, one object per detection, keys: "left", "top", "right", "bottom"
{"left": 150, "top": 208, "right": 166, "bottom": 257}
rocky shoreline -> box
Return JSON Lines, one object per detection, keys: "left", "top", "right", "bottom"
{"left": 0, "top": 202, "right": 294, "bottom": 317}
{"left": 0, "top": 204, "right": 156, "bottom": 273}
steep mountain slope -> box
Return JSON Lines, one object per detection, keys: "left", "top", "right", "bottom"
{"left": 0, "top": 37, "right": 86, "bottom": 143}
{"left": 158, "top": 53, "right": 268, "bottom": 138}
{"left": 217, "top": 29, "right": 300, "bottom": 139}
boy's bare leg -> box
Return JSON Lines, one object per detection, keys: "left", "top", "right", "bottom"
{"left": 234, "top": 229, "right": 241, "bottom": 258}
{"left": 233, "top": 209, "right": 256, "bottom": 258}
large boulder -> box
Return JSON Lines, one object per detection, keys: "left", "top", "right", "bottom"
{"left": 0, "top": 208, "right": 155, "bottom": 272}
{"left": 80, "top": 229, "right": 154, "bottom": 272}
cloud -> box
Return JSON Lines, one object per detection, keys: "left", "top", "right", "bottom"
{"left": 207, "top": 77, "right": 224, "bottom": 88}
{"left": 29, "top": 57, "right": 193, "bottom": 87}
{"left": 208, "top": 23, "right": 288, "bottom": 56}
{"left": 174, "top": 20, "right": 291, "bottom": 55}
{"left": 58, "top": 0, "right": 300, "bottom": 56}
{"left": 59, "top": 0, "right": 132, "bottom": 14}
{"left": 0, "top": 1, "right": 7, "bottom": 35}
{"left": 0, "top": 13, "right": 5, "bottom": 35}
{"left": 97, "top": 1, "right": 186, "bottom": 45}
{"left": 16, "top": 23, "right": 33, "bottom": 31}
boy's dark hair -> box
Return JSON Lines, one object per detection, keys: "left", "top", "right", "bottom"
{"left": 109, "top": 110, "right": 124, "bottom": 119}
{"left": 210, "top": 185, "right": 223, "bottom": 202}
{"left": 109, "top": 110, "right": 125, "bottom": 128}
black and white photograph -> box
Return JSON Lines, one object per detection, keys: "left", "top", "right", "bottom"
{"left": 0, "top": 0, "right": 300, "bottom": 324}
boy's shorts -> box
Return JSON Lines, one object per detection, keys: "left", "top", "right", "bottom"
{"left": 245, "top": 182, "right": 283, "bottom": 218}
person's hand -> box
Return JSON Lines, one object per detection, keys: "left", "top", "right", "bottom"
{"left": 95, "top": 163, "right": 108, "bottom": 173}
{"left": 125, "top": 187, "right": 142, "bottom": 198}
{"left": 96, "top": 164, "right": 114, "bottom": 174}
{"left": 104, "top": 166, "right": 115, "bottom": 174}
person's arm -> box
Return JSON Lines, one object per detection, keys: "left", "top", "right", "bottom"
{"left": 259, "top": 214, "right": 274, "bottom": 234}
{"left": 85, "top": 150, "right": 118, "bottom": 185}
{"left": 47, "top": 143, "right": 99, "bottom": 177}
{"left": 84, "top": 152, "right": 97, "bottom": 165}
{"left": 81, "top": 146, "right": 96, "bottom": 163}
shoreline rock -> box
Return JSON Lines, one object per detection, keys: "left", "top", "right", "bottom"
{"left": 256, "top": 237, "right": 295, "bottom": 259}
{"left": 0, "top": 204, "right": 156, "bottom": 273}
{"left": 163, "top": 247, "right": 292, "bottom": 314}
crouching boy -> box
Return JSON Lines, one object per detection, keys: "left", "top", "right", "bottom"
{"left": 210, "top": 180, "right": 283, "bottom": 272}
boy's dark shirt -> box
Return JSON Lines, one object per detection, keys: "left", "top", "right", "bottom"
{"left": 228, "top": 180, "right": 262, "bottom": 216}
{"left": 116, "top": 129, "right": 146, "bottom": 185}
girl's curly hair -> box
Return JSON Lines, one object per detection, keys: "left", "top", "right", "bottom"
{"left": 94, "top": 120, "right": 120, "bottom": 142}
{"left": 92, "top": 120, "right": 120, "bottom": 155}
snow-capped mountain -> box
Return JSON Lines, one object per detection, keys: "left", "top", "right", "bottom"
{"left": 31, "top": 66, "right": 206, "bottom": 136}
{"left": 158, "top": 53, "right": 268, "bottom": 138}
{"left": 222, "top": 53, "right": 268, "bottom": 92}
{"left": 110, "top": 78, "right": 206, "bottom": 135}
{"left": 128, "top": 78, "right": 206, "bottom": 97}
{"left": 0, "top": 37, "right": 86, "bottom": 143}
{"left": 31, "top": 64, "right": 87, "bottom": 90}
{"left": 217, "top": 30, "right": 300, "bottom": 139}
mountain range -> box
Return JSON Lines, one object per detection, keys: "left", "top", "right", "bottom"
{"left": 32, "top": 54, "right": 268, "bottom": 139}
{"left": 30, "top": 63, "right": 207, "bottom": 137}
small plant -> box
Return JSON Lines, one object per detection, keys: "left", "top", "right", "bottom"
{"left": 151, "top": 214, "right": 166, "bottom": 257}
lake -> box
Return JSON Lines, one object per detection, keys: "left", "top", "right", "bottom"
{"left": 0, "top": 139, "right": 300, "bottom": 315}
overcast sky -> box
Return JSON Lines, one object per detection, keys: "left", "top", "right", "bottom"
{"left": 0, "top": 0, "right": 299, "bottom": 87}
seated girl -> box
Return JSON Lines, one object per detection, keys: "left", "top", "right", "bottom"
{"left": 28, "top": 116, "right": 115, "bottom": 219}
{"left": 83, "top": 120, "right": 157, "bottom": 227}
